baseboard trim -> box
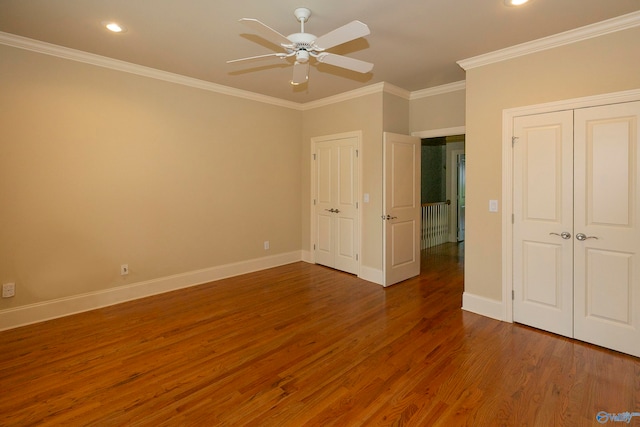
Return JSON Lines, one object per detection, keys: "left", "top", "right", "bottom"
{"left": 301, "top": 250, "right": 313, "bottom": 263}
{"left": 359, "top": 266, "right": 384, "bottom": 286}
{"left": 0, "top": 251, "right": 302, "bottom": 331}
{"left": 462, "top": 292, "right": 504, "bottom": 321}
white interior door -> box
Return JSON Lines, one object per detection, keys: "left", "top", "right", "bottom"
{"left": 315, "top": 141, "right": 335, "bottom": 269}
{"left": 513, "top": 101, "right": 640, "bottom": 357}
{"left": 383, "top": 132, "right": 421, "bottom": 286}
{"left": 313, "top": 135, "right": 359, "bottom": 275}
{"left": 513, "top": 111, "right": 574, "bottom": 338}
{"left": 573, "top": 101, "right": 640, "bottom": 357}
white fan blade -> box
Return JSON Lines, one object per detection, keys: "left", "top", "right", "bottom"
{"left": 315, "top": 21, "right": 370, "bottom": 50}
{"left": 227, "top": 53, "right": 288, "bottom": 64}
{"left": 317, "top": 53, "right": 373, "bottom": 73}
{"left": 239, "top": 18, "right": 291, "bottom": 47}
{"left": 291, "top": 61, "right": 309, "bottom": 85}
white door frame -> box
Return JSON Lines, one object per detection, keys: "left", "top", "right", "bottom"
{"left": 412, "top": 126, "right": 466, "bottom": 140}
{"left": 501, "top": 88, "right": 640, "bottom": 323}
{"left": 310, "top": 131, "right": 363, "bottom": 275}
{"left": 450, "top": 149, "right": 465, "bottom": 242}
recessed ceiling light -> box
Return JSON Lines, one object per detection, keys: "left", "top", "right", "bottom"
{"left": 103, "top": 21, "right": 126, "bottom": 33}
{"left": 504, "top": 0, "right": 530, "bottom": 6}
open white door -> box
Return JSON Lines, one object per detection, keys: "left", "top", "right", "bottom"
{"left": 383, "top": 132, "right": 421, "bottom": 286}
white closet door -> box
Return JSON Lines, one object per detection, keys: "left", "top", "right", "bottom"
{"left": 314, "top": 141, "right": 335, "bottom": 269}
{"left": 573, "top": 101, "right": 640, "bottom": 357}
{"left": 333, "top": 140, "right": 359, "bottom": 274}
{"left": 313, "top": 135, "right": 359, "bottom": 275}
{"left": 513, "top": 111, "right": 574, "bottom": 338}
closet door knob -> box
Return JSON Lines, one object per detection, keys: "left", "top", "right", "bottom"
{"left": 576, "top": 233, "right": 598, "bottom": 241}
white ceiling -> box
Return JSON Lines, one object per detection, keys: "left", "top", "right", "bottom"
{"left": 1, "top": 0, "right": 639, "bottom": 103}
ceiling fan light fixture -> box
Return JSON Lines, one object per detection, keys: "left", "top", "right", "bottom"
{"left": 296, "top": 50, "right": 310, "bottom": 63}
{"left": 504, "top": 0, "right": 530, "bottom": 6}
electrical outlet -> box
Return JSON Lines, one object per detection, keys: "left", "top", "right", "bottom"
{"left": 2, "top": 283, "right": 15, "bottom": 298}
{"left": 264, "top": 241, "right": 270, "bottom": 250}
{"left": 120, "top": 264, "right": 129, "bottom": 276}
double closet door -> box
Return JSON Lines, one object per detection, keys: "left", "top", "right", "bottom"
{"left": 513, "top": 101, "right": 640, "bottom": 357}
{"left": 313, "top": 134, "right": 359, "bottom": 275}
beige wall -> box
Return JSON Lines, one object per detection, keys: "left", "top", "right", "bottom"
{"left": 383, "top": 92, "right": 410, "bottom": 134}
{"left": 301, "top": 94, "right": 384, "bottom": 272}
{"left": 410, "top": 89, "right": 466, "bottom": 133}
{"left": 0, "top": 45, "right": 303, "bottom": 309}
{"left": 464, "top": 27, "right": 640, "bottom": 301}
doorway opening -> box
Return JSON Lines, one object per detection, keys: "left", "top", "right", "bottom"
{"left": 420, "top": 134, "right": 465, "bottom": 252}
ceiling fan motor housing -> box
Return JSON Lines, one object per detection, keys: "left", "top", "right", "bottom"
{"left": 286, "top": 32, "right": 318, "bottom": 52}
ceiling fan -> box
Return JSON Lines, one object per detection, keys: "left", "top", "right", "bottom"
{"left": 227, "top": 7, "right": 373, "bottom": 86}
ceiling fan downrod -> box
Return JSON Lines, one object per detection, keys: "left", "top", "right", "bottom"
{"left": 293, "top": 7, "right": 311, "bottom": 33}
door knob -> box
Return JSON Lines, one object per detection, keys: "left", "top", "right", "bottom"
{"left": 549, "top": 232, "right": 571, "bottom": 240}
{"left": 381, "top": 214, "right": 398, "bottom": 220}
{"left": 576, "top": 233, "right": 598, "bottom": 241}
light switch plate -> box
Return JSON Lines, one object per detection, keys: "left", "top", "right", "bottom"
{"left": 489, "top": 199, "right": 499, "bottom": 212}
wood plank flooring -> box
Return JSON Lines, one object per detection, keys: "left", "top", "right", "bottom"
{"left": 1, "top": 243, "right": 639, "bottom": 426}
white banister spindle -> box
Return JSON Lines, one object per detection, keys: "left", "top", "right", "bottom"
{"left": 421, "top": 201, "right": 450, "bottom": 249}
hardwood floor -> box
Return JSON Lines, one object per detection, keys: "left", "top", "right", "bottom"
{"left": 1, "top": 243, "right": 638, "bottom": 426}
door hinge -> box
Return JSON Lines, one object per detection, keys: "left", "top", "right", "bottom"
{"left": 313, "top": 199, "right": 316, "bottom": 205}
{"left": 356, "top": 149, "right": 359, "bottom": 158}
{"left": 512, "top": 290, "right": 515, "bottom": 300}
{"left": 356, "top": 254, "right": 359, "bottom": 261}
{"left": 512, "top": 136, "right": 519, "bottom": 145}
{"left": 511, "top": 213, "right": 514, "bottom": 224}
{"left": 313, "top": 244, "right": 316, "bottom": 250}
{"left": 313, "top": 153, "right": 316, "bottom": 160}
{"left": 356, "top": 202, "right": 359, "bottom": 209}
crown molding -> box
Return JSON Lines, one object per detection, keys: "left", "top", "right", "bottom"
{"left": 300, "top": 82, "right": 411, "bottom": 110}
{"left": 458, "top": 10, "right": 640, "bottom": 71}
{"left": 410, "top": 81, "right": 466, "bottom": 100}
{"left": 0, "top": 31, "right": 302, "bottom": 110}
{"left": 300, "top": 82, "right": 384, "bottom": 110}
{"left": 383, "top": 82, "right": 411, "bottom": 100}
